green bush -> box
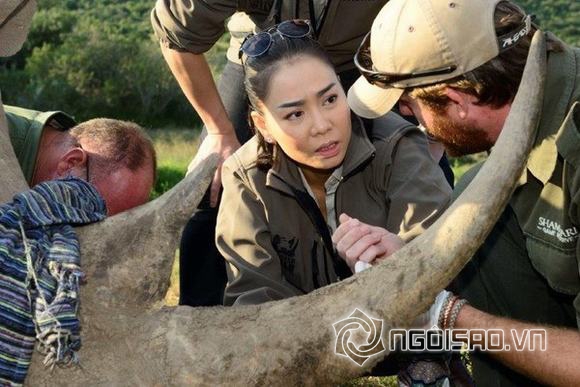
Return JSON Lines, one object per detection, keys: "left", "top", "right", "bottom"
{"left": 151, "top": 165, "right": 186, "bottom": 200}
{"left": 0, "top": 0, "right": 228, "bottom": 127}
{"left": 0, "top": 0, "right": 576, "bottom": 128}
{"left": 519, "top": 0, "right": 579, "bottom": 46}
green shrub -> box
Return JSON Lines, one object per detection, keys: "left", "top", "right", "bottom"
{"left": 0, "top": 0, "right": 229, "bottom": 127}
{"left": 151, "top": 165, "right": 186, "bottom": 199}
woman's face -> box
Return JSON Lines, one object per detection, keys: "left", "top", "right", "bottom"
{"left": 252, "top": 55, "right": 352, "bottom": 172}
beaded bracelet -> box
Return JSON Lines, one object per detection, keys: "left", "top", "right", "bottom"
{"left": 447, "top": 298, "right": 468, "bottom": 330}
{"left": 441, "top": 295, "right": 458, "bottom": 330}
{"left": 437, "top": 293, "right": 454, "bottom": 328}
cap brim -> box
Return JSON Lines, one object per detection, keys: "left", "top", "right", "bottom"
{"left": 347, "top": 76, "right": 404, "bottom": 119}
{"left": 50, "top": 111, "right": 77, "bottom": 130}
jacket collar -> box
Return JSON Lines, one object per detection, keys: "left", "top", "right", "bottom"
{"left": 518, "top": 34, "right": 576, "bottom": 187}
{"left": 266, "top": 114, "right": 375, "bottom": 195}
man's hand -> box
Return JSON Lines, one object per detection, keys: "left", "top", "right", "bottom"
{"left": 188, "top": 132, "right": 240, "bottom": 207}
{"left": 161, "top": 48, "right": 242, "bottom": 207}
{"left": 332, "top": 213, "right": 404, "bottom": 271}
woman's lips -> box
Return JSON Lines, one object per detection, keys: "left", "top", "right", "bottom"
{"left": 316, "top": 141, "right": 340, "bottom": 158}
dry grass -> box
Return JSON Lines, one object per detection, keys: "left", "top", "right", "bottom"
{"left": 341, "top": 376, "right": 397, "bottom": 386}
{"left": 148, "top": 128, "right": 201, "bottom": 171}
{"left": 164, "top": 250, "right": 180, "bottom": 306}
{"left": 148, "top": 129, "right": 200, "bottom": 306}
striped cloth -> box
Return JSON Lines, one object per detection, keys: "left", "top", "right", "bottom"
{"left": 0, "top": 178, "right": 106, "bottom": 386}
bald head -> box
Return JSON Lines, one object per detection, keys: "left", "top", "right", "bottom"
{"left": 33, "top": 119, "right": 156, "bottom": 215}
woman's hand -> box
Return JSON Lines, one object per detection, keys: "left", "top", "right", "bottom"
{"left": 332, "top": 213, "right": 404, "bottom": 272}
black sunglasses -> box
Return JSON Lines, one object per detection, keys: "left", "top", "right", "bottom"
{"left": 354, "top": 31, "right": 457, "bottom": 89}
{"left": 239, "top": 19, "right": 313, "bottom": 59}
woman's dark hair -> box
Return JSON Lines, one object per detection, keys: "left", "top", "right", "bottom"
{"left": 243, "top": 34, "right": 334, "bottom": 170}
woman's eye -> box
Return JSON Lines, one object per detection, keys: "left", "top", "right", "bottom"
{"left": 285, "top": 111, "right": 304, "bottom": 120}
{"left": 324, "top": 94, "right": 338, "bottom": 105}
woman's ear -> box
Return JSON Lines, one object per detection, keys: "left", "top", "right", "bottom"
{"left": 250, "top": 110, "right": 275, "bottom": 144}
{"left": 55, "top": 147, "right": 87, "bottom": 177}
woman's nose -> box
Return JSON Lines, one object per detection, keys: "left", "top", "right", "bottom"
{"left": 311, "top": 109, "right": 332, "bottom": 136}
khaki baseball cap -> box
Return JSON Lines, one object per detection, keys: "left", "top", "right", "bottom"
{"left": 0, "top": 0, "right": 37, "bottom": 57}
{"left": 348, "top": 0, "right": 531, "bottom": 118}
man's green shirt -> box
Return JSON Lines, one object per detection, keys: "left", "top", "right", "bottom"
{"left": 510, "top": 38, "right": 580, "bottom": 325}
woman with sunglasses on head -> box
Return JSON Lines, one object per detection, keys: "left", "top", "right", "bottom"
{"left": 216, "top": 22, "right": 461, "bottom": 385}
{"left": 217, "top": 20, "right": 451, "bottom": 308}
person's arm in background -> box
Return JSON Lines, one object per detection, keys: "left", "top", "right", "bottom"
{"left": 160, "top": 47, "right": 240, "bottom": 205}
{"left": 152, "top": 0, "right": 241, "bottom": 205}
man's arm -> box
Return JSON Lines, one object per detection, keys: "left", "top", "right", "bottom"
{"left": 161, "top": 46, "right": 240, "bottom": 205}
{"left": 455, "top": 304, "right": 580, "bottom": 386}
{"left": 151, "top": 0, "right": 242, "bottom": 204}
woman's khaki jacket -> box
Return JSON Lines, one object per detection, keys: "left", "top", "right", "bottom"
{"left": 217, "top": 113, "right": 452, "bottom": 305}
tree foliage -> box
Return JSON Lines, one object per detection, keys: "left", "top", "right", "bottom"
{"left": 0, "top": 0, "right": 577, "bottom": 127}
{"left": 518, "top": 0, "right": 579, "bottom": 46}
{"left": 0, "top": 0, "right": 228, "bottom": 127}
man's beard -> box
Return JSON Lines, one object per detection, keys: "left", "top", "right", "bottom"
{"left": 427, "top": 114, "right": 494, "bottom": 157}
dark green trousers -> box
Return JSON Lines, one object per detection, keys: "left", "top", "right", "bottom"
{"left": 452, "top": 204, "right": 576, "bottom": 386}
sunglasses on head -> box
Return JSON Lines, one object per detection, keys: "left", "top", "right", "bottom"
{"left": 239, "top": 19, "right": 313, "bottom": 59}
